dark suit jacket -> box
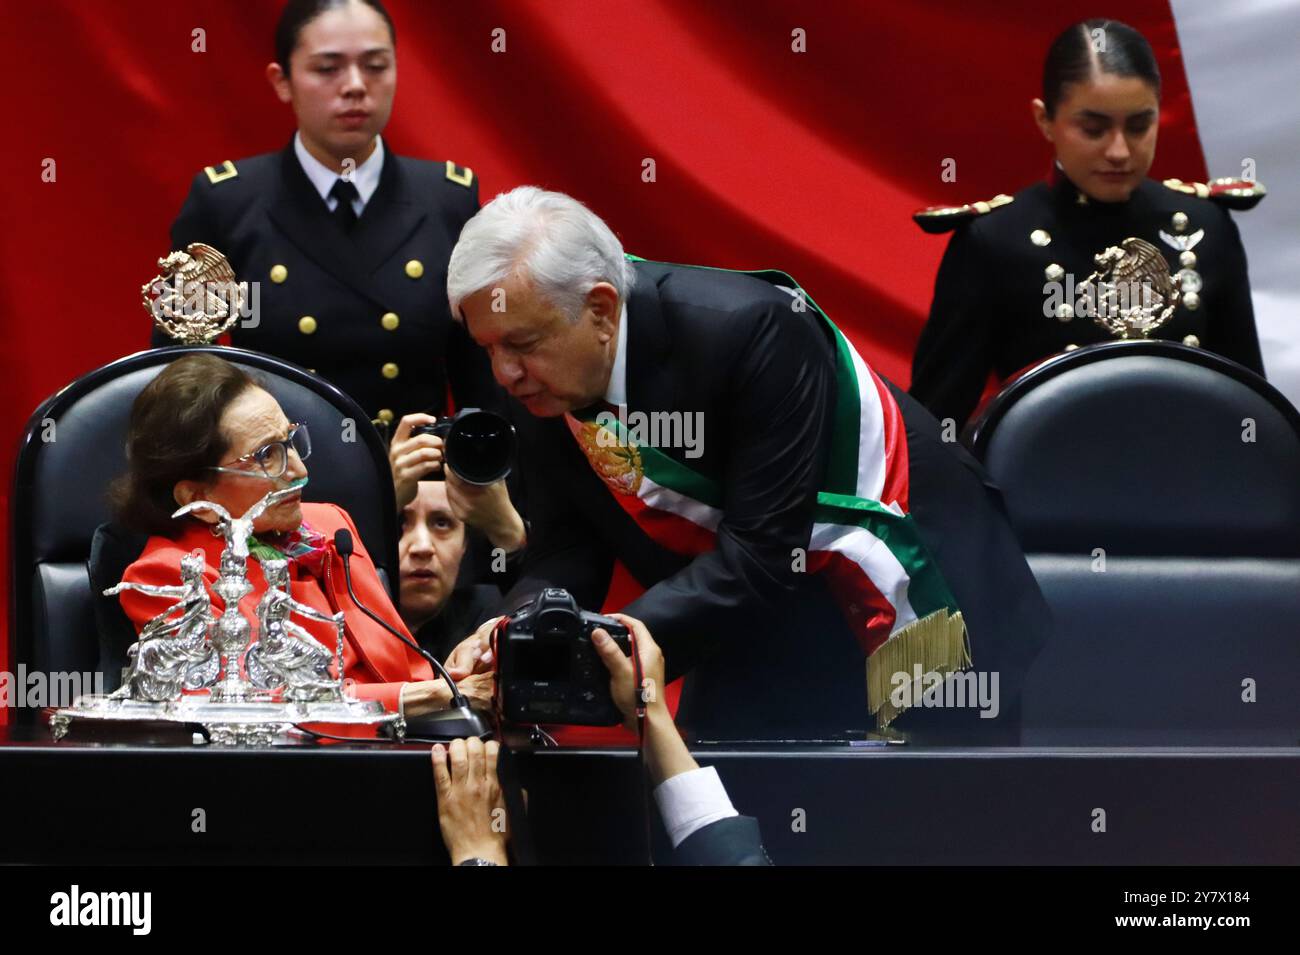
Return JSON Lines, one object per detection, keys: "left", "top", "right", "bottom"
{"left": 161, "top": 139, "right": 499, "bottom": 426}
{"left": 507, "top": 261, "right": 1050, "bottom": 740}
{"left": 673, "top": 815, "right": 771, "bottom": 866}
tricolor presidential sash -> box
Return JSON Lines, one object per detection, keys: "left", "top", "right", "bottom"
{"left": 566, "top": 258, "right": 970, "bottom": 727}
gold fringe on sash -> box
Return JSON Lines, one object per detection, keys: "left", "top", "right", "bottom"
{"left": 867, "top": 609, "right": 971, "bottom": 728}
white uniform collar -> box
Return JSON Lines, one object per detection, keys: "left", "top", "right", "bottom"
{"left": 603, "top": 301, "right": 629, "bottom": 406}
{"left": 293, "top": 132, "right": 384, "bottom": 210}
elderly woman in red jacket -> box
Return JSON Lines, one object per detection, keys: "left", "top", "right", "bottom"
{"left": 109, "top": 353, "right": 492, "bottom": 715}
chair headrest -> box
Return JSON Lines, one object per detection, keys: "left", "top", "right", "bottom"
{"left": 16, "top": 347, "right": 395, "bottom": 567}
{"left": 972, "top": 343, "right": 1300, "bottom": 556}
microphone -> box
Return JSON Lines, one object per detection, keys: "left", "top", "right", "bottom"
{"left": 333, "top": 528, "right": 492, "bottom": 740}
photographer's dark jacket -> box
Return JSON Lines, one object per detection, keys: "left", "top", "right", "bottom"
{"left": 160, "top": 138, "right": 499, "bottom": 429}
{"left": 505, "top": 260, "right": 1051, "bottom": 739}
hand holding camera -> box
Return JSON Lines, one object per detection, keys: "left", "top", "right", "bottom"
{"left": 590, "top": 613, "right": 665, "bottom": 731}
{"left": 392, "top": 410, "right": 525, "bottom": 551}
{"left": 389, "top": 413, "right": 444, "bottom": 511}
{"left": 591, "top": 614, "right": 699, "bottom": 787}
{"left": 496, "top": 589, "right": 632, "bottom": 725}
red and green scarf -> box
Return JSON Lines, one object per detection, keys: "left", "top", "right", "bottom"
{"left": 565, "top": 258, "right": 971, "bottom": 727}
{"left": 247, "top": 522, "right": 330, "bottom": 580}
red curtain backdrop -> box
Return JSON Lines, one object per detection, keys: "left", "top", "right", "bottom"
{"left": 0, "top": 0, "right": 1206, "bottom": 700}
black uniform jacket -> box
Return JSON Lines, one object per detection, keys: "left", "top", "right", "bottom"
{"left": 160, "top": 139, "right": 498, "bottom": 426}
{"left": 505, "top": 261, "right": 1051, "bottom": 739}
{"left": 911, "top": 172, "right": 1265, "bottom": 427}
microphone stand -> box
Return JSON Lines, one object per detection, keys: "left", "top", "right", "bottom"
{"left": 333, "top": 529, "right": 492, "bottom": 740}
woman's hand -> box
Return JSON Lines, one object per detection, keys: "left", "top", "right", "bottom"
{"left": 454, "top": 671, "right": 496, "bottom": 710}
{"left": 389, "top": 413, "right": 444, "bottom": 512}
{"left": 431, "top": 738, "right": 509, "bottom": 865}
{"left": 445, "top": 468, "right": 526, "bottom": 553}
{"left": 400, "top": 669, "right": 495, "bottom": 716}
{"left": 445, "top": 616, "right": 504, "bottom": 679}
{"left": 400, "top": 678, "right": 453, "bottom": 717}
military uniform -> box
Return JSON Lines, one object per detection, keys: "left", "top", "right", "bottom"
{"left": 909, "top": 169, "right": 1267, "bottom": 427}
{"left": 160, "top": 138, "right": 499, "bottom": 429}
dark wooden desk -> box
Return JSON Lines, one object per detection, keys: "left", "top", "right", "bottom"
{"left": 1, "top": 727, "right": 1296, "bottom": 864}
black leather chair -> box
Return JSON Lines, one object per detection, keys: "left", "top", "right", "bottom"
{"left": 969, "top": 340, "right": 1300, "bottom": 744}
{"left": 9, "top": 346, "right": 398, "bottom": 721}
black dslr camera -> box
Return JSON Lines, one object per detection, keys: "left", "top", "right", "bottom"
{"left": 411, "top": 408, "right": 516, "bottom": 485}
{"left": 496, "top": 589, "right": 632, "bottom": 726}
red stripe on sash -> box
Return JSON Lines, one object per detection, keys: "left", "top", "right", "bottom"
{"left": 807, "top": 549, "right": 897, "bottom": 657}
{"left": 612, "top": 487, "right": 717, "bottom": 557}
{"left": 868, "top": 367, "right": 910, "bottom": 512}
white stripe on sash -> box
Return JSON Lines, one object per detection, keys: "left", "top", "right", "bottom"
{"left": 638, "top": 476, "right": 724, "bottom": 531}
{"left": 775, "top": 285, "right": 888, "bottom": 501}
{"left": 809, "top": 521, "right": 918, "bottom": 629}
{"left": 840, "top": 334, "right": 888, "bottom": 502}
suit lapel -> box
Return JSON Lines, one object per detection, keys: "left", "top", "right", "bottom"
{"left": 625, "top": 264, "right": 675, "bottom": 420}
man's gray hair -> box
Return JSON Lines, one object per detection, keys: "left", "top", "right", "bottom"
{"left": 446, "top": 186, "right": 637, "bottom": 321}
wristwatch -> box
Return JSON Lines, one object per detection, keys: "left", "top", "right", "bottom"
{"left": 456, "top": 857, "right": 501, "bottom": 866}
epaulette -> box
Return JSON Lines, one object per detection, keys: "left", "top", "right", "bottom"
{"left": 445, "top": 161, "right": 474, "bottom": 188}
{"left": 203, "top": 160, "right": 238, "bottom": 185}
{"left": 912, "top": 194, "right": 1013, "bottom": 234}
{"left": 1163, "top": 177, "right": 1266, "bottom": 211}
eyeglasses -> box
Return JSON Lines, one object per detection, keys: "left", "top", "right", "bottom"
{"left": 209, "top": 423, "right": 311, "bottom": 480}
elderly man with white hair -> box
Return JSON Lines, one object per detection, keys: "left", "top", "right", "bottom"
{"left": 445, "top": 186, "right": 1050, "bottom": 741}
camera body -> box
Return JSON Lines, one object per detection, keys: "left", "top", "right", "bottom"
{"left": 497, "top": 589, "right": 631, "bottom": 726}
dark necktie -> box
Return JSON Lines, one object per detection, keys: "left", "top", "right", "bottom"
{"left": 329, "top": 179, "right": 360, "bottom": 234}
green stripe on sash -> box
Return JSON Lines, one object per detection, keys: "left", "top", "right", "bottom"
{"left": 575, "top": 409, "right": 724, "bottom": 509}
{"left": 813, "top": 493, "right": 957, "bottom": 619}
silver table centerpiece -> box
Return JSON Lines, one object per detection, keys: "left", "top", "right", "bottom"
{"left": 50, "top": 487, "right": 404, "bottom": 745}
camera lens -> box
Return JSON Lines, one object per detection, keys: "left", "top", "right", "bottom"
{"left": 444, "top": 409, "right": 515, "bottom": 485}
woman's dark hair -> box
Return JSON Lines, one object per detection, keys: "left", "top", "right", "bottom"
{"left": 275, "top": 0, "right": 396, "bottom": 73}
{"left": 109, "top": 354, "right": 259, "bottom": 538}
{"left": 1042, "top": 19, "right": 1161, "bottom": 118}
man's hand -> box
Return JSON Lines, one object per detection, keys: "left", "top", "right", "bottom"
{"left": 445, "top": 616, "right": 504, "bottom": 680}
{"left": 591, "top": 614, "right": 697, "bottom": 786}
{"left": 590, "top": 613, "right": 667, "bottom": 732}
{"left": 390, "top": 413, "right": 444, "bottom": 511}
{"left": 445, "top": 467, "right": 526, "bottom": 553}
{"left": 431, "top": 738, "right": 509, "bottom": 866}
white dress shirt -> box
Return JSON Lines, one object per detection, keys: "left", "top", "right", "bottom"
{"left": 653, "top": 766, "right": 740, "bottom": 849}
{"left": 603, "top": 302, "right": 629, "bottom": 406}
{"left": 293, "top": 131, "right": 384, "bottom": 217}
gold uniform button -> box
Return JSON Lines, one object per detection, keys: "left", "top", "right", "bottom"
{"left": 270, "top": 264, "right": 288, "bottom": 284}
{"left": 382, "top": 362, "right": 400, "bottom": 379}
{"left": 298, "top": 315, "right": 318, "bottom": 335}
{"left": 377, "top": 408, "right": 395, "bottom": 424}
{"left": 405, "top": 259, "right": 424, "bottom": 279}
{"left": 381, "top": 311, "right": 400, "bottom": 331}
